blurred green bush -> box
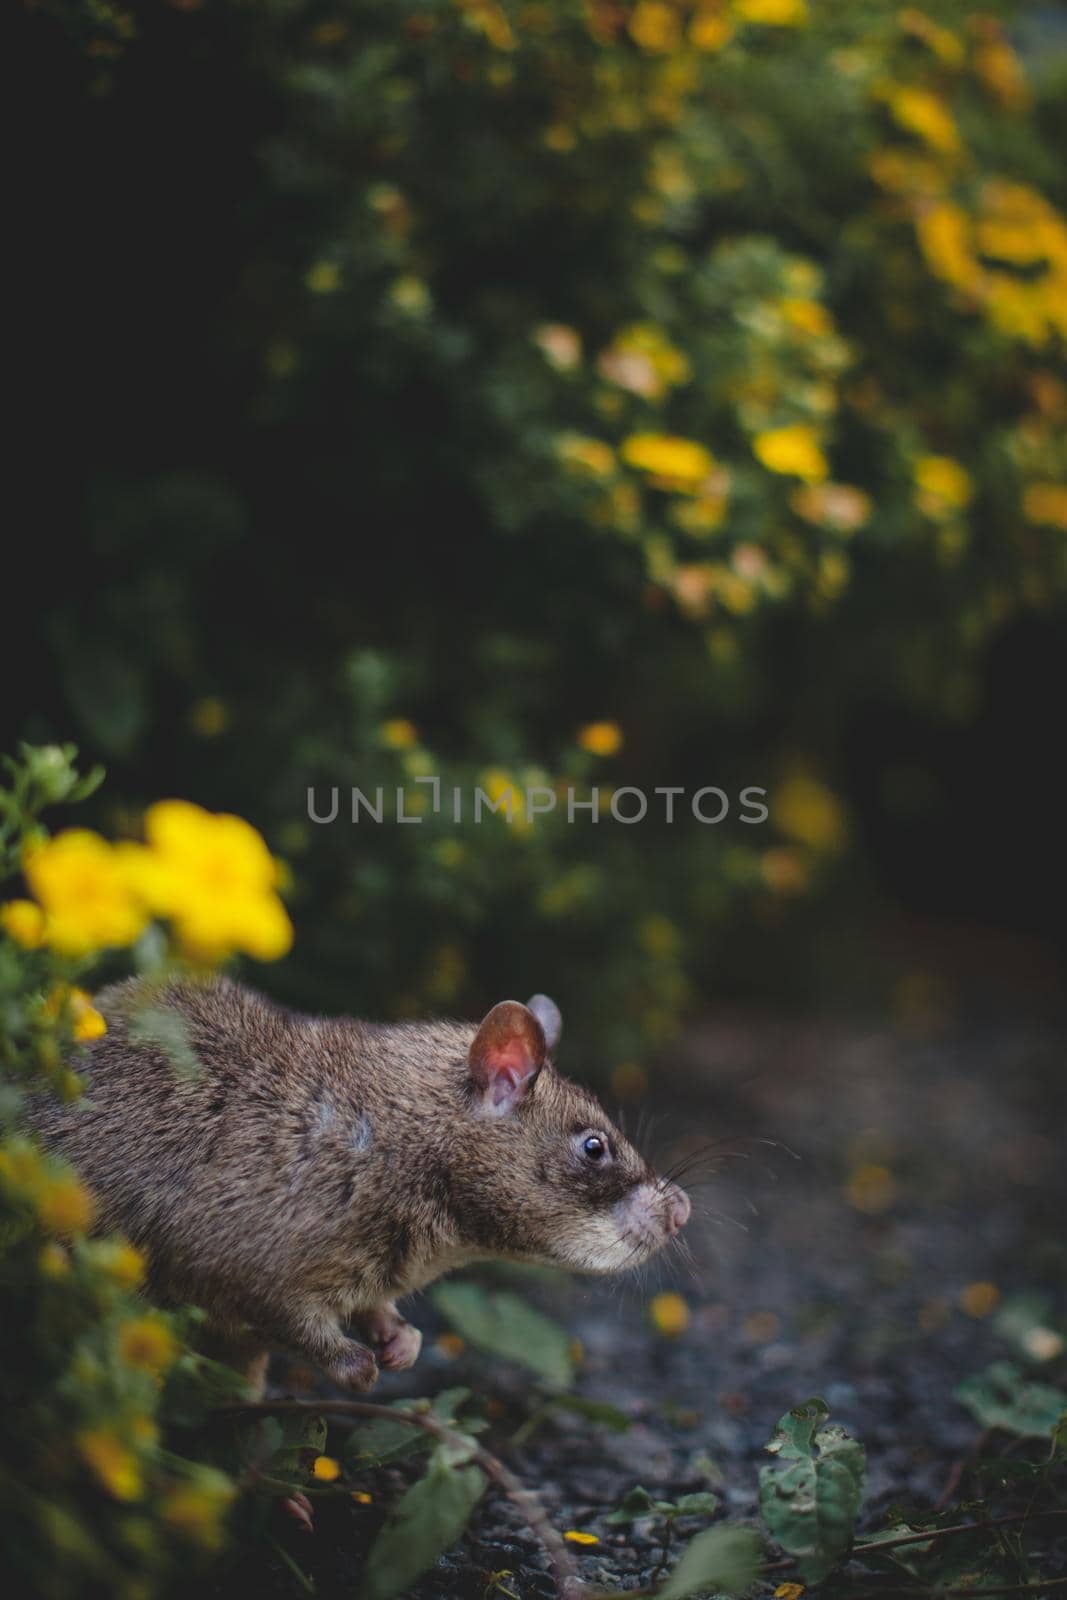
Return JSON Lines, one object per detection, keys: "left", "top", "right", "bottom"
{"left": 12, "top": 0, "right": 1067, "bottom": 1058}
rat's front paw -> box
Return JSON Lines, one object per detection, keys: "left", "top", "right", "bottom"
{"left": 378, "top": 1319, "right": 422, "bottom": 1373}
{"left": 325, "top": 1339, "right": 379, "bottom": 1392}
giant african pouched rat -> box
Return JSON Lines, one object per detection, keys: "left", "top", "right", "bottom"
{"left": 31, "top": 977, "right": 690, "bottom": 1390}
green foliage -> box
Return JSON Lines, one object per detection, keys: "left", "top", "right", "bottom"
{"left": 758, "top": 1397, "right": 867, "bottom": 1583}
{"left": 359, "top": 1444, "right": 487, "bottom": 1600}
{"left": 343, "top": 1388, "right": 479, "bottom": 1470}
{"left": 432, "top": 1280, "right": 576, "bottom": 1388}
{"left": 656, "top": 1523, "right": 762, "bottom": 1599}
{"left": 956, "top": 1361, "right": 1067, "bottom": 1437}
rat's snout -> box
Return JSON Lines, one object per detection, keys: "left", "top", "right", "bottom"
{"left": 663, "top": 1183, "right": 691, "bottom": 1237}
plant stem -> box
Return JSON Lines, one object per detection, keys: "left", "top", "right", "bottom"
{"left": 219, "top": 1397, "right": 589, "bottom": 1600}
{"left": 760, "top": 1507, "right": 1067, "bottom": 1574}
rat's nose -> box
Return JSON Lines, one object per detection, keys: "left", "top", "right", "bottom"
{"left": 663, "top": 1185, "right": 691, "bottom": 1237}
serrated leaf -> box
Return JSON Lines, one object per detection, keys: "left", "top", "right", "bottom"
{"left": 658, "top": 1524, "right": 761, "bottom": 1599}
{"left": 764, "top": 1396, "right": 831, "bottom": 1459}
{"left": 344, "top": 1387, "right": 472, "bottom": 1469}
{"left": 360, "top": 1450, "right": 486, "bottom": 1600}
{"left": 956, "top": 1362, "right": 1067, "bottom": 1438}
{"left": 759, "top": 1409, "right": 866, "bottom": 1584}
{"left": 432, "top": 1282, "right": 574, "bottom": 1388}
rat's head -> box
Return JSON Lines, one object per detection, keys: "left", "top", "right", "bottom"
{"left": 456, "top": 995, "right": 690, "bottom": 1274}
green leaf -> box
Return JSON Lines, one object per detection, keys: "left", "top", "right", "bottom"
{"left": 759, "top": 1407, "right": 866, "bottom": 1584}
{"left": 671, "top": 1492, "right": 719, "bottom": 1519}
{"left": 658, "top": 1525, "right": 762, "bottom": 1599}
{"left": 763, "top": 1396, "right": 831, "bottom": 1459}
{"left": 431, "top": 1282, "right": 574, "bottom": 1388}
{"left": 956, "top": 1362, "right": 1067, "bottom": 1438}
{"left": 360, "top": 1449, "right": 486, "bottom": 1600}
{"left": 605, "top": 1485, "right": 658, "bottom": 1526}
{"left": 344, "top": 1388, "right": 472, "bottom": 1469}
{"left": 546, "top": 1393, "right": 632, "bottom": 1432}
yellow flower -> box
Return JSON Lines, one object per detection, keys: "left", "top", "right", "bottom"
{"left": 563, "top": 1530, "right": 600, "bottom": 1546}
{"left": 916, "top": 203, "right": 981, "bottom": 293}
{"left": 598, "top": 324, "right": 690, "bottom": 400}
{"left": 734, "top": 0, "right": 808, "bottom": 24}
{"left": 774, "top": 772, "right": 846, "bottom": 852}
{"left": 132, "top": 801, "right": 293, "bottom": 963}
{"left": 779, "top": 298, "right": 833, "bottom": 338}
{"left": 689, "top": 7, "right": 734, "bottom": 51}
{"left": 753, "top": 425, "right": 828, "bottom": 483}
{"left": 39, "top": 1241, "right": 71, "bottom": 1278}
{"left": 844, "top": 1163, "right": 896, "bottom": 1214}
{"left": 36, "top": 1173, "right": 95, "bottom": 1236}
{"left": 533, "top": 324, "right": 582, "bottom": 371}
{"left": 380, "top": 718, "right": 419, "bottom": 749}
{"left": 914, "top": 455, "right": 972, "bottom": 517}
{"left": 117, "top": 1314, "right": 178, "bottom": 1374}
{"left": 188, "top": 697, "right": 228, "bottom": 737}
{"left": 94, "top": 1239, "right": 147, "bottom": 1290}
{"left": 0, "top": 898, "right": 45, "bottom": 948}
{"left": 649, "top": 1292, "right": 690, "bottom": 1336}
{"left": 638, "top": 914, "right": 679, "bottom": 957}
{"left": 160, "top": 1477, "right": 234, "bottom": 1548}
{"left": 557, "top": 434, "right": 616, "bottom": 479}
{"left": 628, "top": 1, "right": 680, "bottom": 52}
{"left": 24, "top": 830, "right": 148, "bottom": 956}
{"left": 621, "top": 433, "right": 715, "bottom": 493}
{"left": 43, "top": 985, "right": 108, "bottom": 1042}
{"left": 775, "top": 1585, "right": 807, "bottom": 1600}
{"left": 305, "top": 260, "right": 342, "bottom": 294}
{"left": 77, "top": 1428, "right": 143, "bottom": 1501}
{"left": 1023, "top": 483, "right": 1067, "bottom": 530}
{"left": 898, "top": 9, "right": 964, "bottom": 66}
{"left": 790, "top": 483, "right": 871, "bottom": 534}
{"left": 577, "top": 721, "right": 623, "bottom": 757}
{"left": 959, "top": 1282, "right": 1000, "bottom": 1319}
{"left": 878, "top": 82, "right": 960, "bottom": 156}
{"left": 351, "top": 1489, "right": 374, "bottom": 1504}
{"left": 312, "top": 1455, "right": 341, "bottom": 1482}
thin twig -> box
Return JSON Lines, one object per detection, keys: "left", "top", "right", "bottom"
{"left": 760, "top": 1508, "right": 1067, "bottom": 1574}
{"left": 218, "top": 1397, "right": 588, "bottom": 1600}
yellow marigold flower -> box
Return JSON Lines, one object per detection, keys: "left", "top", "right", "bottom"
{"left": 735, "top": 0, "right": 808, "bottom": 24}
{"left": 914, "top": 454, "right": 973, "bottom": 517}
{"left": 24, "top": 830, "right": 148, "bottom": 956}
{"left": 898, "top": 9, "right": 964, "bottom": 66}
{"left": 844, "top": 1163, "right": 896, "bottom": 1214}
{"left": 621, "top": 433, "right": 715, "bottom": 493}
{"left": 37, "top": 1173, "right": 95, "bottom": 1236}
{"left": 557, "top": 434, "right": 616, "bottom": 479}
{"left": 753, "top": 425, "right": 828, "bottom": 483}
{"left": 305, "top": 260, "right": 341, "bottom": 294}
{"left": 351, "top": 1489, "right": 373, "bottom": 1504}
{"left": 689, "top": 6, "right": 734, "bottom": 51}
{"left": 577, "top": 721, "right": 623, "bottom": 757}
{"left": 628, "top": 1, "right": 680, "bottom": 52}
{"left": 78, "top": 1428, "right": 143, "bottom": 1501}
{"left": 779, "top": 298, "right": 833, "bottom": 338}
{"left": 134, "top": 800, "right": 293, "bottom": 963}
{"left": 774, "top": 772, "right": 846, "bottom": 852}
{"left": 971, "top": 22, "right": 1029, "bottom": 112}
{"left": 959, "top": 1281, "right": 1000, "bottom": 1319}
{"left": 1023, "top": 483, "right": 1067, "bottom": 531}
{"left": 916, "top": 202, "right": 980, "bottom": 292}
{"left": 380, "top": 718, "right": 419, "bottom": 749}
{"left": 117, "top": 1314, "right": 178, "bottom": 1373}
{"left": 312, "top": 1455, "right": 341, "bottom": 1482}
{"left": 160, "top": 1477, "right": 234, "bottom": 1548}
{"left": 94, "top": 1239, "right": 146, "bottom": 1290}
{"left": 0, "top": 898, "right": 45, "bottom": 948}
{"left": 775, "top": 1584, "right": 806, "bottom": 1600}
{"left": 458, "top": 0, "right": 516, "bottom": 50}
{"left": 649, "top": 1292, "right": 690, "bottom": 1337}
{"left": 44, "top": 985, "right": 107, "bottom": 1042}
{"left": 598, "top": 324, "right": 690, "bottom": 400}
{"left": 563, "top": 1530, "right": 600, "bottom": 1546}
{"left": 878, "top": 82, "right": 960, "bottom": 156}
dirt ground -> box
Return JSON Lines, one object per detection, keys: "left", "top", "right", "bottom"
{"left": 247, "top": 1012, "right": 1067, "bottom": 1598}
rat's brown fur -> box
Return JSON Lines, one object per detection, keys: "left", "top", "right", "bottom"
{"left": 30, "top": 976, "right": 688, "bottom": 1392}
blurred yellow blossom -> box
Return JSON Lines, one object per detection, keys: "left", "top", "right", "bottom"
{"left": 774, "top": 771, "right": 846, "bottom": 851}
{"left": 775, "top": 1585, "right": 806, "bottom": 1600}
{"left": 598, "top": 323, "right": 690, "bottom": 399}
{"left": 577, "top": 721, "right": 622, "bottom": 756}
{"left": 790, "top": 482, "right": 871, "bottom": 534}
{"left": 845, "top": 1163, "right": 896, "bottom": 1214}
{"left": 753, "top": 425, "right": 828, "bottom": 483}
{"left": 118, "top": 1315, "right": 178, "bottom": 1373}
{"left": 898, "top": 9, "right": 963, "bottom": 66}
{"left": 621, "top": 433, "right": 715, "bottom": 492}
{"left": 877, "top": 82, "right": 960, "bottom": 156}
{"left": 779, "top": 298, "right": 833, "bottom": 337}
{"left": 24, "top": 830, "right": 147, "bottom": 956}
{"left": 959, "top": 1281, "right": 1000, "bottom": 1319}
{"left": 533, "top": 323, "right": 582, "bottom": 370}
{"left": 564, "top": 1530, "right": 600, "bottom": 1545}
{"left": 557, "top": 433, "right": 616, "bottom": 478}
{"left": 312, "top": 1455, "right": 341, "bottom": 1482}
{"left": 628, "top": 1, "right": 680, "bottom": 52}
{"left": 78, "top": 1429, "right": 143, "bottom": 1501}
{"left": 43, "top": 985, "right": 107, "bottom": 1043}
{"left": 160, "top": 1476, "right": 234, "bottom": 1548}
{"left": 39, "top": 1241, "right": 71, "bottom": 1277}
{"left": 305, "top": 260, "right": 342, "bottom": 294}
{"left": 380, "top": 718, "right": 419, "bottom": 749}
{"left": 689, "top": 6, "right": 734, "bottom": 51}
{"left": 128, "top": 801, "right": 293, "bottom": 963}
{"left": 735, "top": 0, "right": 808, "bottom": 24}
{"left": 93, "top": 1239, "right": 147, "bottom": 1291}
{"left": 436, "top": 1332, "right": 465, "bottom": 1359}
{"left": 188, "top": 696, "right": 228, "bottom": 737}
{"left": 36, "top": 1172, "right": 95, "bottom": 1236}
{"left": 971, "top": 17, "right": 1029, "bottom": 112}
{"left": 1022, "top": 483, "right": 1067, "bottom": 530}
{"left": 0, "top": 898, "right": 45, "bottom": 948}
{"left": 914, "top": 455, "right": 972, "bottom": 518}
{"left": 650, "top": 1292, "right": 690, "bottom": 1336}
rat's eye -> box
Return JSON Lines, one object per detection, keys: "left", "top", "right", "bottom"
{"left": 581, "top": 1133, "right": 609, "bottom": 1164}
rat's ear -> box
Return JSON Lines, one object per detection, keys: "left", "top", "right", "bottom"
{"left": 526, "top": 994, "right": 562, "bottom": 1054}
{"left": 468, "top": 1000, "right": 546, "bottom": 1116}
